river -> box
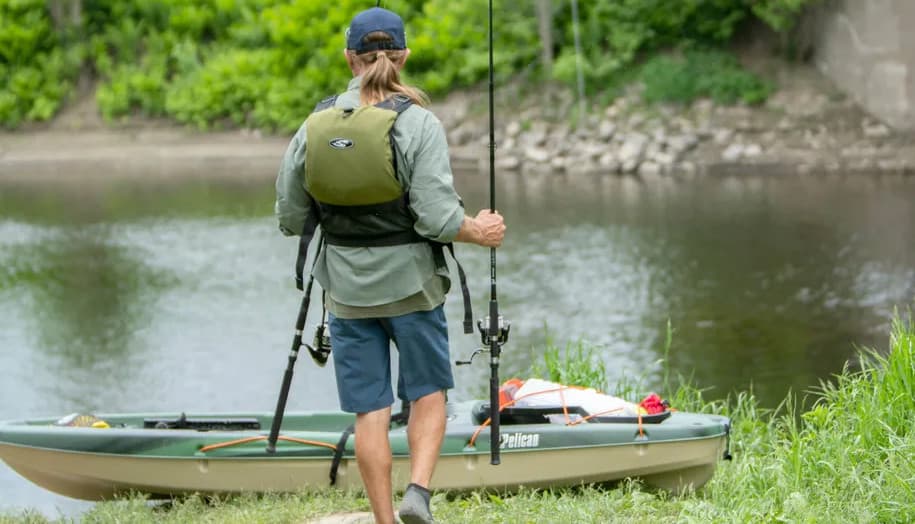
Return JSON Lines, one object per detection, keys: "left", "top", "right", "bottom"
{"left": 1, "top": 170, "right": 913, "bottom": 518}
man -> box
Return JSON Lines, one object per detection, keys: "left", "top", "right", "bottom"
{"left": 275, "top": 7, "right": 505, "bottom": 523}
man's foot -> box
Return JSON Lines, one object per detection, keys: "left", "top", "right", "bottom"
{"left": 398, "top": 483, "right": 434, "bottom": 524}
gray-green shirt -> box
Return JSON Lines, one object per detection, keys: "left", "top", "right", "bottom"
{"left": 275, "top": 77, "right": 465, "bottom": 318}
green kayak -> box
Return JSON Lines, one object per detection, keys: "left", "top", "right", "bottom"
{"left": 0, "top": 400, "right": 730, "bottom": 500}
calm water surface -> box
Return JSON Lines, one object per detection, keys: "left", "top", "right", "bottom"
{"left": 1, "top": 171, "right": 913, "bottom": 517}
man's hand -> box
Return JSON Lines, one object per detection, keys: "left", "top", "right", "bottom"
{"left": 456, "top": 209, "right": 506, "bottom": 247}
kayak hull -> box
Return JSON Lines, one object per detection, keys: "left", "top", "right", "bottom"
{"left": 0, "top": 401, "right": 730, "bottom": 500}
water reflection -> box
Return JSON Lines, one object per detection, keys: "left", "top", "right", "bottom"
{"left": 0, "top": 226, "right": 178, "bottom": 410}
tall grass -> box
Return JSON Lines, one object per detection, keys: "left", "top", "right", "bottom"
{"left": 3, "top": 314, "right": 913, "bottom": 523}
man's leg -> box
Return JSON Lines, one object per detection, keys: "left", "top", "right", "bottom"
{"left": 355, "top": 406, "right": 395, "bottom": 524}
{"left": 407, "top": 390, "right": 446, "bottom": 487}
{"left": 386, "top": 306, "right": 453, "bottom": 523}
{"left": 328, "top": 314, "right": 397, "bottom": 523}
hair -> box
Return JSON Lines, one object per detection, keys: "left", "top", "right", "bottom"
{"left": 349, "top": 32, "right": 429, "bottom": 107}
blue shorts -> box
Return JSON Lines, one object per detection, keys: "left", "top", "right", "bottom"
{"left": 328, "top": 305, "right": 454, "bottom": 414}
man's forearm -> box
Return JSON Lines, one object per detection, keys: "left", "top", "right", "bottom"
{"left": 454, "top": 216, "right": 483, "bottom": 244}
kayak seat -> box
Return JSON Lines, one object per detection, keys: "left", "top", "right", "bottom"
{"left": 472, "top": 402, "right": 672, "bottom": 425}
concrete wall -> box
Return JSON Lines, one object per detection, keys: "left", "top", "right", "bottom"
{"left": 805, "top": 0, "right": 915, "bottom": 130}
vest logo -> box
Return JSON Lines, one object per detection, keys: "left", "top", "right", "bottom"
{"left": 499, "top": 432, "right": 540, "bottom": 449}
{"left": 329, "top": 138, "right": 354, "bottom": 150}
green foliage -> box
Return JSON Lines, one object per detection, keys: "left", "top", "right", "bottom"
{"left": 753, "top": 0, "right": 822, "bottom": 32}
{"left": 639, "top": 49, "right": 773, "bottom": 105}
{"left": 531, "top": 334, "right": 609, "bottom": 391}
{"left": 2, "top": 0, "right": 818, "bottom": 128}
{"left": 0, "top": 0, "right": 80, "bottom": 127}
{"left": 550, "top": 0, "right": 817, "bottom": 96}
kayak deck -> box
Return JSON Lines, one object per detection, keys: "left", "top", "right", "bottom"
{"left": 0, "top": 401, "right": 731, "bottom": 500}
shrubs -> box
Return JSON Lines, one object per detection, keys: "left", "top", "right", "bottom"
{"left": 0, "top": 0, "right": 80, "bottom": 127}
{"left": 639, "top": 49, "right": 772, "bottom": 105}
{"left": 1, "top": 0, "right": 818, "bottom": 129}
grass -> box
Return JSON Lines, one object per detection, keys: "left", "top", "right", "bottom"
{"left": 3, "top": 314, "right": 914, "bottom": 523}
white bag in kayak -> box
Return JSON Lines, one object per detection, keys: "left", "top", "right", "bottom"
{"left": 508, "top": 378, "right": 642, "bottom": 423}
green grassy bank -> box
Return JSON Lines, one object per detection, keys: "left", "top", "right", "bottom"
{"left": 3, "top": 313, "right": 912, "bottom": 523}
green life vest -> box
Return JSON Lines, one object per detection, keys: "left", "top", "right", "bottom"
{"left": 304, "top": 94, "right": 423, "bottom": 248}
{"left": 295, "top": 94, "right": 474, "bottom": 333}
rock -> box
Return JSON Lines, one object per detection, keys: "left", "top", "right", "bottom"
{"left": 692, "top": 99, "right": 714, "bottom": 114}
{"left": 495, "top": 155, "right": 521, "bottom": 171}
{"left": 449, "top": 125, "right": 474, "bottom": 146}
{"left": 667, "top": 134, "right": 699, "bottom": 155}
{"left": 863, "top": 122, "right": 891, "bottom": 138}
{"left": 628, "top": 113, "right": 646, "bottom": 129}
{"left": 520, "top": 129, "right": 548, "bottom": 147}
{"left": 721, "top": 143, "right": 744, "bottom": 162}
{"left": 653, "top": 151, "right": 678, "bottom": 166}
{"left": 714, "top": 128, "right": 734, "bottom": 144}
{"left": 598, "top": 121, "right": 617, "bottom": 141}
{"left": 574, "top": 141, "right": 607, "bottom": 160}
{"left": 618, "top": 133, "right": 648, "bottom": 165}
{"left": 743, "top": 144, "right": 763, "bottom": 157}
{"left": 505, "top": 121, "right": 522, "bottom": 138}
{"left": 550, "top": 156, "right": 567, "bottom": 172}
{"left": 598, "top": 152, "right": 620, "bottom": 173}
{"left": 621, "top": 158, "right": 640, "bottom": 174}
{"left": 524, "top": 146, "right": 551, "bottom": 164}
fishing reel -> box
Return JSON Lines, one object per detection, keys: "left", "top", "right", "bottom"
{"left": 305, "top": 322, "right": 332, "bottom": 367}
{"left": 455, "top": 315, "right": 511, "bottom": 366}
{"left": 478, "top": 315, "right": 510, "bottom": 348}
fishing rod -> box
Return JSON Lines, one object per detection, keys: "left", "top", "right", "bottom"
{"left": 456, "top": 0, "right": 510, "bottom": 467}
{"left": 266, "top": 232, "right": 328, "bottom": 453}
{"left": 485, "top": 0, "right": 503, "bottom": 467}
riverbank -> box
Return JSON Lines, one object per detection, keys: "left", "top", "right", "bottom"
{"left": 2, "top": 60, "right": 915, "bottom": 182}
{"left": 3, "top": 315, "right": 912, "bottom": 523}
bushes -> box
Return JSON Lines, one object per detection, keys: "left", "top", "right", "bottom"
{"left": 0, "top": 0, "right": 80, "bottom": 127}
{"left": 1, "top": 0, "right": 818, "bottom": 129}
{"left": 639, "top": 49, "right": 772, "bottom": 105}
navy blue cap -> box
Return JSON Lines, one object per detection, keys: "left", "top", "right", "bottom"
{"left": 346, "top": 7, "right": 406, "bottom": 53}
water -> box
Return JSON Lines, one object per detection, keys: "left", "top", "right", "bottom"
{"left": 1, "top": 171, "right": 913, "bottom": 517}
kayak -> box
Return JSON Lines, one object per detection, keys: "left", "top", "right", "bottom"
{"left": 0, "top": 400, "right": 730, "bottom": 501}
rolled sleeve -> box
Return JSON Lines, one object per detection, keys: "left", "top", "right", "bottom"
{"left": 407, "top": 114, "right": 465, "bottom": 243}
{"left": 275, "top": 124, "right": 312, "bottom": 236}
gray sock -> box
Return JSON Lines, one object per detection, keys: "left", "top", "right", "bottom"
{"left": 398, "top": 483, "right": 434, "bottom": 524}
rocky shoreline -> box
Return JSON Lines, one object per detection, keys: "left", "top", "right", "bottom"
{"left": 2, "top": 62, "right": 914, "bottom": 182}
{"left": 442, "top": 64, "right": 915, "bottom": 180}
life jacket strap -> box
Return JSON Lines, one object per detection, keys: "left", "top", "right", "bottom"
{"left": 329, "top": 423, "right": 354, "bottom": 486}
{"left": 313, "top": 95, "right": 338, "bottom": 112}
{"left": 443, "top": 242, "right": 474, "bottom": 334}
{"left": 294, "top": 203, "right": 321, "bottom": 291}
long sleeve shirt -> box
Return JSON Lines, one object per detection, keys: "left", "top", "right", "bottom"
{"left": 275, "top": 77, "right": 465, "bottom": 317}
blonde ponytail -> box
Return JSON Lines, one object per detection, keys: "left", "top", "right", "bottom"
{"left": 350, "top": 32, "right": 428, "bottom": 107}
